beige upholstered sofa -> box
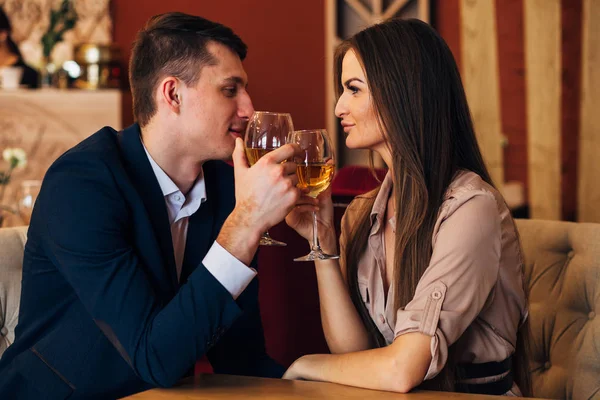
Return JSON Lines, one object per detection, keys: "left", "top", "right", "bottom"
{"left": 0, "top": 226, "right": 27, "bottom": 357}
{"left": 517, "top": 219, "right": 600, "bottom": 399}
{"left": 0, "top": 220, "right": 598, "bottom": 399}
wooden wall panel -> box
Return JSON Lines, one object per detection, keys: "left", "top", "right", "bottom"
{"left": 524, "top": 0, "right": 562, "bottom": 220}
{"left": 496, "top": 0, "right": 528, "bottom": 197}
{"left": 578, "top": 0, "right": 600, "bottom": 222}
{"left": 460, "top": 0, "right": 504, "bottom": 186}
{"left": 561, "top": 0, "right": 583, "bottom": 221}
{"left": 432, "top": 0, "right": 462, "bottom": 70}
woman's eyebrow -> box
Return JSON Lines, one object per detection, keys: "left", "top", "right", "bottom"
{"left": 343, "top": 77, "right": 364, "bottom": 86}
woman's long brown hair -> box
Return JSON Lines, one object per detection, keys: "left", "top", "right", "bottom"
{"left": 336, "top": 18, "right": 531, "bottom": 395}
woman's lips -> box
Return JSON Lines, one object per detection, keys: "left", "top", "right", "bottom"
{"left": 342, "top": 124, "right": 354, "bottom": 133}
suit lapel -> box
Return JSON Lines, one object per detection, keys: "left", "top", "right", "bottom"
{"left": 179, "top": 163, "right": 217, "bottom": 284}
{"left": 117, "top": 124, "right": 178, "bottom": 288}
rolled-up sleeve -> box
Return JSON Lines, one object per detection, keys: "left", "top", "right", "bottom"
{"left": 393, "top": 192, "right": 501, "bottom": 380}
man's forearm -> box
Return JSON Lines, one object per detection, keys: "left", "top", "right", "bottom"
{"left": 217, "top": 209, "right": 262, "bottom": 266}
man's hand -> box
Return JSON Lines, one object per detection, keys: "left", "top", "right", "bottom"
{"left": 217, "top": 138, "right": 302, "bottom": 265}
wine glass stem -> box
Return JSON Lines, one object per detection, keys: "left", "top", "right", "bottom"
{"left": 311, "top": 211, "right": 321, "bottom": 252}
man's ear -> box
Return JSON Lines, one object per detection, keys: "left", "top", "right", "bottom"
{"left": 158, "top": 76, "right": 182, "bottom": 112}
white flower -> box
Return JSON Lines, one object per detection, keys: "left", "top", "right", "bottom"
{"left": 1, "top": 148, "right": 10, "bottom": 162}
{"left": 2, "top": 148, "right": 27, "bottom": 169}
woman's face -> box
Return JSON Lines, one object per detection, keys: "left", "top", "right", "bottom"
{"left": 335, "top": 50, "right": 386, "bottom": 152}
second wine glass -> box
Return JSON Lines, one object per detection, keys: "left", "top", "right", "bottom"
{"left": 291, "top": 129, "right": 339, "bottom": 261}
{"left": 244, "top": 111, "right": 294, "bottom": 246}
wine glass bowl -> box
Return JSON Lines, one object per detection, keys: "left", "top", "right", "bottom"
{"left": 244, "top": 111, "right": 294, "bottom": 246}
{"left": 291, "top": 129, "right": 339, "bottom": 261}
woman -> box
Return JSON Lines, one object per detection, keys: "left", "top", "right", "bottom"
{"left": 0, "top": 7, "right": 39, "bottom": 88}
{"left": 284, "top": 18, "right": 530, "bottom": 396}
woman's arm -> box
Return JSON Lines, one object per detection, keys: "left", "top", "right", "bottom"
{"left": 286, "top": 191, "right": 370, "bottom": 353}
{"left": 313, "top": 258, "right": 370, "bottom": 353}
{"left": 284, "top": 332, "right": 432, "bottom": 393}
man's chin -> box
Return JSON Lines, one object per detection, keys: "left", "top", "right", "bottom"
{"left": 222, "top": 142, "right": 237, "bottom": 163}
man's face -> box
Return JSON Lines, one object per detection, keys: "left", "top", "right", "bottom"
{"left": 179, "top": 41, "right": 254, "bottom": 161}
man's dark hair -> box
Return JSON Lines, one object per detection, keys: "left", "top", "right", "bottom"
{"left": 129, "top": 12, "right": 247, "bottom": 127}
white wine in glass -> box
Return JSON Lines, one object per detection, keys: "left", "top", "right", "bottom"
{"left": 244, "top": 111, "right": 294, "bottom": 246}
{"left": 245, "top": 148, "right": 276, "bottom": 166}
{"left": 291, "top": 129, "right": 339, "bottom": 261}
{"left": 297, "top": 162, "right": 336, "bottom": 198}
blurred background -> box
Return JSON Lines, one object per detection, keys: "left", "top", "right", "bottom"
{"left": 0, "top": 0, "right": 598, "bottom": 226}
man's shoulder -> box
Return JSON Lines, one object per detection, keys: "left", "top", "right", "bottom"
{"left": 48, "top": 126, "right": 122, "bottom": 172}
{"left": 64, "top": 126, "right": 120, "bottom": 158}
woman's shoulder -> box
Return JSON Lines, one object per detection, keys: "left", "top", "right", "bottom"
{"left": 440, "top": 170, "right": 503, "bottom": 221}
{"left": 446, "top": 170, "right": 500, "bottom": 201}
{"left": 341, "top": 187, "right": 379, "bottom": 225}
{"left": 348, "top": 186, "right": 378, "bottom": 208}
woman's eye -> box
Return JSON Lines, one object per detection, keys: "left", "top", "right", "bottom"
{"left": 346, "top": 85, "right": 359, "bottom": 94}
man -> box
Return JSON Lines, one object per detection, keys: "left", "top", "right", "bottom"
{"left": 0, "top": 12, "right": 302, "bottom": 398}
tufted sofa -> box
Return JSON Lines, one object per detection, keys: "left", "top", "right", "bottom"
{"left": 0, "top": 226, "right": 27, "bottom": 357}
{"left": 1, "top": 219, "right": 599, "bottom": 399}
{"left": 516, "top": 219, "right": 600, "bottom": 399}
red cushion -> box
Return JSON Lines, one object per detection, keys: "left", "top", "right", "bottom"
{"left": 331, "top": 165, "right": 387, "bottom": 197}
{"left": 194, "top": 356, "right": 213, "bottom": 374}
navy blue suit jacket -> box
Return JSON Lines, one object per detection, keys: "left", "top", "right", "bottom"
{"left": 0, "top": 124, "right": 283, "bottom": 399}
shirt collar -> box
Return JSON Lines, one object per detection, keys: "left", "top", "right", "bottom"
{"left": 370, "top": 171, "right": 394, "bottom": 234}
{"left": 141, "top": 140, "right": 207, "bottom": 204}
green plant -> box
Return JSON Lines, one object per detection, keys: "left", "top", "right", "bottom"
{"left": 41, "top": 0, "right": 78, "bottom": 59}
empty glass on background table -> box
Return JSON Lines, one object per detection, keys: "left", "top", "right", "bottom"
{"left": 17, "top": 180, "right": 42, "bottom": 225}
{"left": 290, "top": 129, "right": 339, "bottom": 261}
{"left": 244, "top": 111, "right": 294, "bottom": 246}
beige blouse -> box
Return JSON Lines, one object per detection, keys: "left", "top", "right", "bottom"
{"left": 339, "top": 170, "right": 528, "bottom": 385}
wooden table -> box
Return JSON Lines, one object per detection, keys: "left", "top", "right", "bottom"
{"left": 124, "top": 374, "right": 528, "bottom": 399}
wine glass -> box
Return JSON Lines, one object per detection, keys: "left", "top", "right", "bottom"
{"left": 291, "top": 129, "right": 339, "bottom": 261}
{"left": 17, "top": 180, "right": 42, "bottom": 225}
{"left": 244, "top": 111, "right": 294, "bottom": 246}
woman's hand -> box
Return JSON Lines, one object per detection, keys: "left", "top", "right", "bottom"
{"left": 285, "top": 186, "right": 337, "bottom": 253}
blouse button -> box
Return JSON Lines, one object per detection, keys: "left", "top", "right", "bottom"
{"left": 544, "top": 361, "right": 552, "bottom": 370}
{"left": 431, "top": 290, "right": 442, "bottom": 300}
{"left": 379, "top": 314, "right": 386, "bottom": 324}
{"left": 589, "top": 311, "right": 596, "bottom": 320}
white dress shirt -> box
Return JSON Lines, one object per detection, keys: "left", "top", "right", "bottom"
{"left": 142, "top": 143, "right": 256, "bottom": 299}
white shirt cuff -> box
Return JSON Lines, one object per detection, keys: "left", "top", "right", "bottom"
{"left": 202, "top": 241, "right": 257, "bottom": 300}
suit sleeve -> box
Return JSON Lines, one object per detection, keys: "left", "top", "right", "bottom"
{"left": 39, "top": 157, "right": 243, "bottom": 387}
{"left": 206, "top": 255, "right": 285, "bottom": 378}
